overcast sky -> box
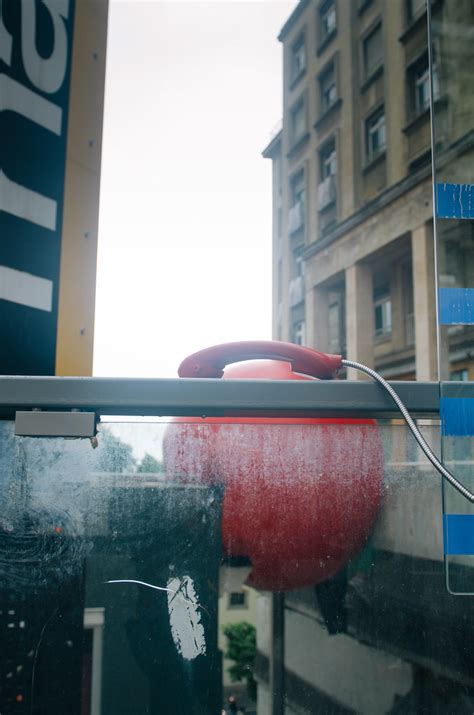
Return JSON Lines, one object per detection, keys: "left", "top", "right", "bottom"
{"left": 93, "top": 0, "right": 294, "bottom": 378}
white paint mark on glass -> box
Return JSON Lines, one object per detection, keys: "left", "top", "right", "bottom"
{"left": 167, "top": 576, "right": 206, "bottom": 661}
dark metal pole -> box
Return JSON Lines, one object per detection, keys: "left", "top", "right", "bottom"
{"left": 270, "top": 593, "right": 285, "bottom": 715}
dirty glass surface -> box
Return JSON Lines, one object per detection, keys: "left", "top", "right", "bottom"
{"left": 3, "top": 417, "right": 473, "bottom": 714}
{"left": 430, "top": 0, "right": 474, "bottom": 593}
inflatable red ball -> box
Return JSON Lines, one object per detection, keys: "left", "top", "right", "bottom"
{"left": 163, "top": 341, "right": 383, "bottom": 592}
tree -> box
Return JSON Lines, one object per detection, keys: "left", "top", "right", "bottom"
{"left": 222, "top": 621, "right": 257, "bottom": 698}
{"left": 137, "top": 453, "right": 164, "bottom": 473}
{"left": 96, "top": 428, "right": 136, "bottom": 473}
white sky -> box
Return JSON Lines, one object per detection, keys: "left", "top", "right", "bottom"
{"left": 93, "top": 0, "right": 295, "bottom": 378}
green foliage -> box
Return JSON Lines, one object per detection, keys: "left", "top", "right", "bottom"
{"left": 137, "top": 453, "right": 164, "bottom": 473}
{"left": 97, "top": 428, "right": 136, "bottom": 473}
{"left": 222, "top": 621, "right": 256, "bottom": 687}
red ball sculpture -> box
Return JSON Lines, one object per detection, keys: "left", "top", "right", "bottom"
{"left": 163, "top": 341, "right": 383, "bottom": 592}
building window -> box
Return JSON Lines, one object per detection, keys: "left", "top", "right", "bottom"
{"left": 291, "top": 170, "right": 305, "bottom": 207}
{"left": 365, "top": 107, "right": 386, "bottom": 162}
{"left": 407, "top": 0, "right": 426, "bottom": 23}
{"left": 374, "top": 284, "right": 392, "bottom": 337}
{"left": 289, "top": 171, "right": 305, "bottom": 234}
{"left": 414, "top": 64, "right": 430, "bottom": 113}
{"left": 319, "top": 61, "right": 337, "bottom": 114}
{"left": 228, "top": 591, "right": 247, "bottom": 608}
{"left": 408, "top": 58, "right": 430, "bottom": 117}
{"left": 402, "top": 262, "right": 414, "bottom": 346}
{"left": 432, "top": 44, "right": 440, "bottom": 101}
{"left": 320, "top": 139, "right": 337, "bottom": 179}
{"left": 319, "top": 1, "right": 336, "bottom": 46}
{"left": 359, "top": 0, "right": 373, "bottom": 12}
{"left": 291, "top": 34, "right": 306, "bottom": 84}
{"left": 318, "top": 139, "right": 337, "bottom": 213}
{"left": 292, "top": 320, "right": 306, "bottom": 345}
{"left": 450, "top": 369, "right": 469, "bottom": 382}
{"left": 289, "top": 255, "right": 305, "bottom": 307}
{"left": 328, "top": 288, "right": 345, "bottom": 354}
{"left": 363, "top": 23, "right": 383, "bottom": 80}
{"left": 290, "top": 96, "right": 307, "bottom": 145}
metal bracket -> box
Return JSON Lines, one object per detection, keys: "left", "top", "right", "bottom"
{"left": 15, "top": 410, "right": 98, "bottom": 438}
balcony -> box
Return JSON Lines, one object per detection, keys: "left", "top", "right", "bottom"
{"left": 288, "top": 200, "right": 305, "bottom": 234}
{"left": 317, "top": 174, "right": 337, "bottom": 211}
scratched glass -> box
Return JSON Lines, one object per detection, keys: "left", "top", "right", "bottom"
{"left": 3, "top": 417, "right": 474, "bottom": 714}
{"left": 430, "top": 0, "right": 474, "bottom": 592}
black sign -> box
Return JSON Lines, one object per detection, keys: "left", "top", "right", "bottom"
{"left": 0, "top": 0, "right": 75, "bottom": 374}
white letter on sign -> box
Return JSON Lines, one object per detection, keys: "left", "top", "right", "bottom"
{"left": 0, "top": 0, "right": 13, "bottom": 65}
{"left": 21, "top": 0, "right": 69, "bottom": 94}
{"left": 0, "top": 170, "right": 57, "bottom": 230}
{"left": 0, "top": 74, "right": 62, "bottom": 135}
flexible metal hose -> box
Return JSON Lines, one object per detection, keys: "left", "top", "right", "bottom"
{"left": 341, "top": 358, "right": 474, "bottom": 503}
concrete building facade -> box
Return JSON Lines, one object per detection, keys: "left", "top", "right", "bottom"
{"left": 264, "top": 0, "right": 472, "bottom": 383}
{"left": 259, "top": 1, "right": 474, "bottom": 713}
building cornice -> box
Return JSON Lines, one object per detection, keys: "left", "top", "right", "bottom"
{"left": 262, "top": 129, "right": 283, "bottom": 159}
{"left": 303, "top": 164, "right": 432, "bottom": 260}
{"left": 278, "top": 0, "right": 311, "bottom": 42}
{"left": 302, "top": 127, "right": 474, "bottom": 259}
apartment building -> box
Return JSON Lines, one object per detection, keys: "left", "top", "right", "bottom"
{"left": 258, "top": 2, "right": 474, "bottom": 713}
{"left": 263, "top": 0, "right": 474, "bottom": 382}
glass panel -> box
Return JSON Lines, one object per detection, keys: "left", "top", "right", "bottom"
{"left": 5, "top": 415, "right": 473, "bottom": 713}
{"left": 0, "top": 421, "right": 222, "bottom": 714}
{"left": 430, "top": 1, "right": 474, "bottom": 593}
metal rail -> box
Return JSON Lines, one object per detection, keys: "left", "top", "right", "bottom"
{"left": 0, "top": 376, "right": 444, "bottom": 420}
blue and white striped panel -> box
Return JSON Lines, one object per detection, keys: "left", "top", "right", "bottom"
{"left": 438, "top": 287, "right": 474, "bottom": 325}
{"left": 440, "top": 397, "right": 474, "bottom": 436}
{"left": 444, "top": 514, "right": 474, "bottom": 555}
{"left": 436, "top": 183, "right": 474, "bottom": 220}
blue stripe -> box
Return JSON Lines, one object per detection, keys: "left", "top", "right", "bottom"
{"left": 444, "top": 514, "right": 474, "bottom": 555}
{"left": 438, "top": 287, "right": 474, "bottom": 324}
{"left": 436, "top": 183, "right": 474, "bottom": 219}
{"left": 440, "top": 397, "right": 474, "bottom": 436}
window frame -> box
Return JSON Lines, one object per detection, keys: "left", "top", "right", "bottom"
{"left": 450, "top": 369, "right": 469, "bottom": 382}
{"left": 406, "top": 0, "right": 427, "bottom": 24}
{"left": 290, "top": 32, "right": 307, "bottom": 87}
{"left": 290, "top": 168, "right": 306, "bottom": 207}
{"left": 289, "top": 94, "right": 308, "bottom": 147}
{"left": 319, "top": 137, "right": 337, "bottom": 181}
{"left": 288, "top": 167, "right": 306, "bottom": 235}
{"left": 318, "top": 0, "right": 337, "bottom": 52}
{"left": 365, "top": 105, "right": 386, "bottom": 164}
{"left": 414, "top": 65, "right": 430, "bottom": 114}
{"left": 407, "top": 53, "right": 431, "bottom": 120}
{"left": 327, "top": 286, "right": 346, "bottom": 354}
{"left": 292, "top": 319, "right": 306, "bottom": 345}
{"left": 228, "top": 591, "right": 248, "bottom": 609}
{"left": 319, "top": 59, "right": 338, "bottom": 116}
{"left": 362, "top": 21, "right": 383, "bottom": 82}
{"left": 373, "top": 283, "right": 392, "bottom": 339}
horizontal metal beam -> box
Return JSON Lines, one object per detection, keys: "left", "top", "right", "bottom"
{"left": 0, "top": 376, "right": 443, "bottom": 420}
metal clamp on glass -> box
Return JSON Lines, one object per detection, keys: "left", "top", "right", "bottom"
{"left": 15, "top": 410, "right": 98, "bottom": 439}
